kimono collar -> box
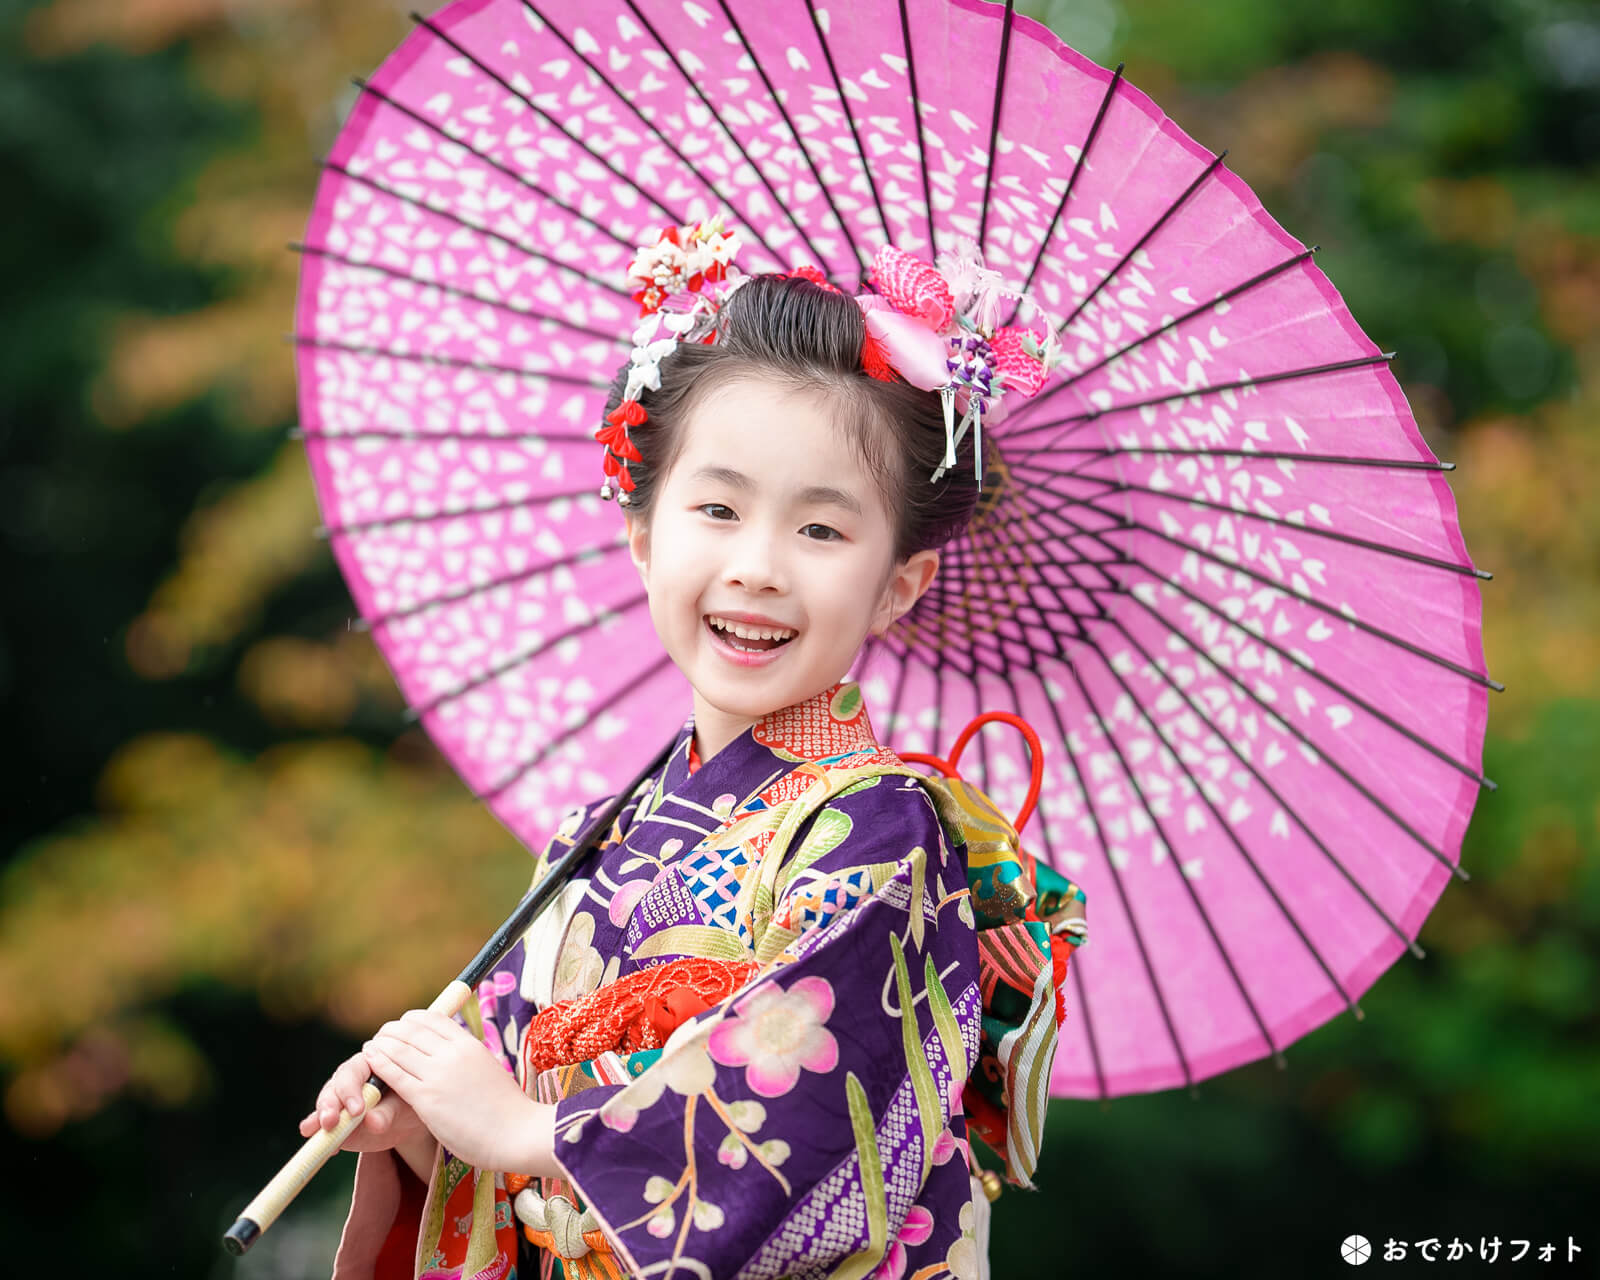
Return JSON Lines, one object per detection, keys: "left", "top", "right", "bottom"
{"left": 667, "top": 679, "right": 881, "bottom": 800}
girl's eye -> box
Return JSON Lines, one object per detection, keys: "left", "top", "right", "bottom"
{"left": 700, "top": 503, "right": 736, "bottom": 520}
{"left": 802, "top": 523, "right": 842, "bottom": 542}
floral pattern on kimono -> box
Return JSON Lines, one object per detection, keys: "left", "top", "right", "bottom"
{"left": 332, "top": 680, "right": 991, "bottom": 1280}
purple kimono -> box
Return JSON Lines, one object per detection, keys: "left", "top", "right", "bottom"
{"left": 333, "top": 678, "right": 993, "bottom": 1279}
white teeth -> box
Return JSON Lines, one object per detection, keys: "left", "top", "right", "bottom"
{"left": 707, "top": 615, "right": 796, "bottom": 642}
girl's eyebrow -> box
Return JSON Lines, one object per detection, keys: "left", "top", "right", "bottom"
{"left": 688, "top": 464, "right": 863, "bottom": 517}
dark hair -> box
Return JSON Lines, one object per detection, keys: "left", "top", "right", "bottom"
{"left": 600, "top": 273, "right": 981, "bottom": 563}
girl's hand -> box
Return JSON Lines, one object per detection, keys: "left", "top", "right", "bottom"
{"left": 298, "top": 1049, "right": 427, "bottom": 1154}
{"left": 363, "top": 1009, "right": 557, "bottom": 1177}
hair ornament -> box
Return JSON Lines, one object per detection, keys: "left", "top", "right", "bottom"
{"left": 596, "top": 219, "right": 1064, "bottom": 503}
{"left": 597, "top": 217, "right": 745, "bottom": 503}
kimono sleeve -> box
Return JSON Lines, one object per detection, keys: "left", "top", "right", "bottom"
{"left": 549, "top": 774, "right": 983, "bottom": 1279}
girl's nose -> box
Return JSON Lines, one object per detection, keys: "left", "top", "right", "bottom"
{"left": 723, "top": 530, "right": 785, "bottom": 593}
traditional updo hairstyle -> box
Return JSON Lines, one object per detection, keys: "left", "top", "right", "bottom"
{"left": 600, "top": 273, "right": 982, "bottom": 565}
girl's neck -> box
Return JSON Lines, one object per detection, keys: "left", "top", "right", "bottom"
{"left": 690, "top": 702, "right": 757, "bottom": 769}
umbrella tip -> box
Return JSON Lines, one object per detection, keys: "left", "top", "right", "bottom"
{"left": 1410, "top": 940, "right": 1426, "bottom": 960}
{"left": 402, "top": 705, "right": 422, "bottom": 725}
{"left": 1455, "top": 864, "right": 1472, "bottom": 883}
{"left": 288, "top": 426, "right": 306, "bottom": 440}
{"left": 1114, "top": 61, "right": 1126, "bottom": 74}
{"left": 349, "top": 616, "right": 372, "bottom": 634}
{"left": 1488, "top": 677, "right": 1506, "bottom": 693}
{"left": 1351, "top": 1002, "right": 1365, "bottom": 1022}
{"left": 1475, "top": 567, "right": 1494, "bottom": 581}
{"left": 1272, "top": 1051, "right": 1287, "bottom": 1070}
{"left": 1440, "top": 460, "right": 1456, "bottom": 470}
{"left": 313, "top": 525, "right": 331, "bottom": 540}
{"left": 1482, "top": 774, "right": 1499, "bottom": 792}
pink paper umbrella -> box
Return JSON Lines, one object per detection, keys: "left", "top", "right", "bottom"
{"left": 291, "top": 0, "right": 1494, "bottom": 1099}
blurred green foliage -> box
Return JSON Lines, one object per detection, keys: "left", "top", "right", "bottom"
{"left": 2, "top": 0, "right": 1596, "bottom": 1274}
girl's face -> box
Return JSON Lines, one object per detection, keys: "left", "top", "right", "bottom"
{"left": 624, "top": 376, "right": 940, "bottom": 758}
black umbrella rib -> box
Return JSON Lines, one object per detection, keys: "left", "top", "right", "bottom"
{"left": 289, "top": 242, "right": 627, "bottom": 347}
{"left": 1091, "top": 542, "right": 1494, "bottom": 791}
{"left": 405, "top": 588, "right": 653, "bottom": 723}
{"left": 314, "top": 484, "right": 598, "bottom": 538}
{"left": 1053, "top": 469, "right": 1491, "bottom": 581}
{"left": 975, "top": 0, "right": 1017, "bottom": 256}
{"left": 1031, "top": 655, "right": 1198, "bottom": 1089}
{"left": 596, "top": 0, "right": 834, "bottom": 271}
{"left": 896, "top": 0, "right": 937, "bottom": 255}
{"left": 292, "top": 426, "right": 599, "bottom": 445}
{"left": 1005, "top": 484, "right": 1482, "bottom": 872}
{"left": 289, "top": 334, "right": 609, "bottom": 390}
{"left": 481, "top": 652, "right": 678, "bottom": 801}
{"left": 1063, "top": 484, "right": 1502, "bottom": 692}
{"left": 1093, "top": 610, "right": 1372, "bottom": 1018}
{"left": 406, "top": 11, "right": 729, "bottom": 255}
{"left": 1059, "top": 624, "right": 1292, "bottom": 1068}
{"left": 351, "top": 537, "right": 631, "bottom": 632}
{"left": 1103, "top": 590, "right": 1432, "bottom": 960}
{"left": 1029, "top": 247, "right": 1318, "bottom": 413}
{"left": 989, "top": 667, "right": 1112, "bottom": 1100}
{"left": 349, "top": 75, "right": 636, "bottom": 251}
{"left": 799, "top": 0, "right": 886, "bottom": 273}
{"left": 1004, "top": 63, "right": 1124, "bottom": 328}
{"left": 700, "top": 0, "right": 870, "bottom": 276}
{"left": 1023, "top": 444, "right": 1458, "bottom": 474}
{"left": 1056, "top": 151, "right": 1229, "bottom": 338}
{"left": 321, "top": 160, "right": 632, "bottom": 302}
{"left": 1006, "top": 353, "right": 1397, "bottom": 453}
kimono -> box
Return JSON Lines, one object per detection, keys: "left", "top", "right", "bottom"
{"left": 331, "top": 677, "right": 1074, "bottom": 1280}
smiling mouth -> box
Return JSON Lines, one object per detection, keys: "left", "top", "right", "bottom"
{"left": 704, "top": 615, "right": 797, "bottom": 653}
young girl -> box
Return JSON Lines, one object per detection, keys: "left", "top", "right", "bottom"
{"left": 305, "top": 239, "right": 1076, "bottom": 1280}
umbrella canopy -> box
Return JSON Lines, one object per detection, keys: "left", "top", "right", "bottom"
{"left": 292, "top": 0, "right": 1493, "bottom": 1099}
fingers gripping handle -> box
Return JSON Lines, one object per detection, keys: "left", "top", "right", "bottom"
{"left": 221, "top": 979, "right": 473, "bottom": 1255}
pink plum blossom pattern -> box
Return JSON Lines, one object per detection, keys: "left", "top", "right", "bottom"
{"left": 706, "top": 975, "right": 839, "bottom": 1098}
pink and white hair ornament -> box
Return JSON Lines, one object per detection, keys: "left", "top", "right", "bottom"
{"left": 595, "top": 219, "right": 1062, "bottom": 503}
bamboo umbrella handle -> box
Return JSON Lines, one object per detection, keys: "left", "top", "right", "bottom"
{"left": 219, "top": 733, "right": 674, "bottom": 1257}
{"left": 221, "top": 979, "right": 472, "bottom": 1255}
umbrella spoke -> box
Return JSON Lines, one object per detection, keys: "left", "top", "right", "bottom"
{"left": 1057, "top": 152, "right": 1229, "bottom": 337}
{"left": 1025, "top": 247, "right": 1318, "bottom": 414}
{"left": 406, "top": 588, "right": 652, "bottom": 722}
{"left": 1005, "top": 482, "right": 1485, "bottom": 870}
{"left": 1098, "top": 610, "right": 1378, "bottom": 1012}
{"left": 351, "top": 536, "right": 631, "bottom": 632}
{"left": 1010, "top": 443, "right": 1458, "bottom": 474}
{"left": 1044, "top": 468, "right": 1493, "bottom": 581}
{"left": 320, "top": 161, "right": 632, "bottom": 301}
{"left": 481, "top": 651, "right": 677, "bottom": 801}
{"left": 532, "top": 0, "right": 834, "bottom": 272}
{"left": 290, "top": 334, "right": 611, "bottom": 390}
{"left": 793, "top": 0, "right": 885, "bottom": 272}
{"left": 1004, "top": 351, "right": 1397, "bottom": 455}
{"left": 1030, "top": 658, "right": 1199, "bottom": 1089}
{"left": 403, "top": 11, "right": 725, "bottom": 250}
{"left": 896, "top": 0, "right": 937, "bottom": 255}
{"left": 1007, "top": 476, "right": 1496, "bottom": 786}
{"left": 1102, "top": 595, "right": 1435, "bottom": 961}
{"left": 291, "top": 426, "right": 598, "bottom": 445}
{"left": 314, "top": 484, "right": 599, "bottom": 538}
{"left": 1057, "top": 628, "right": 1292, "bottom": 1067}
{"left": 288, "top": 242, "right": 627, "bottom": 347}
{"left": 350, "top": 75, "right": 638, "bottom": 251}
{"left": 975, "top": 0, "right": 1018, "bottom": 256}
{"left": 1004, "top": 63, "right": 1124, "bottom": 326}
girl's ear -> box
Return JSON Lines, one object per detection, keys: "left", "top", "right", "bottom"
{"left": 624, "top": 512, "right": 650, "bottom": 583}
{"left": 871, "top": 548, "right": 939, "bottom": 637}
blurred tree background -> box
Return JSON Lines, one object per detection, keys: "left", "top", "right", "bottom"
{"left": 1, "top": 0, "right": 1595, "bottom": 1273}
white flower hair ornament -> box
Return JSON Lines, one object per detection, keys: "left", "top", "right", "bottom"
{"left": 594, "top": 219, "right": 1063, "bottom": 504}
